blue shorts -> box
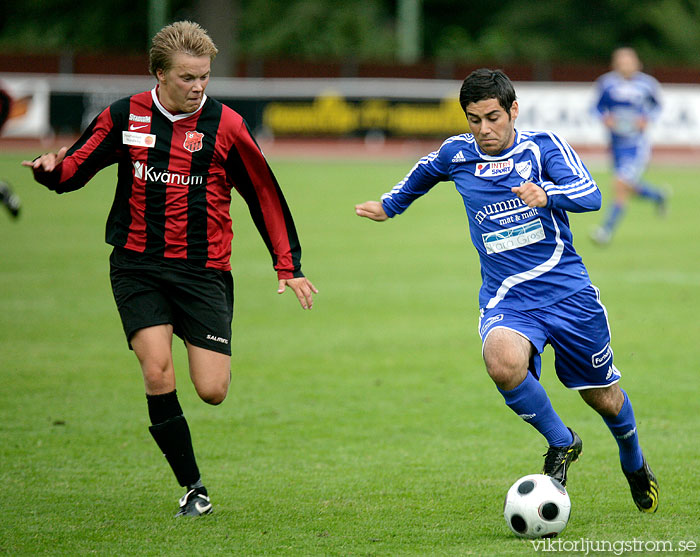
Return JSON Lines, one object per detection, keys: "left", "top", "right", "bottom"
{"left": 478, "top": 285, "right": 621, "bottom": 390}
{"left": 612, "top": 141, "right": 650, "bottom": 183}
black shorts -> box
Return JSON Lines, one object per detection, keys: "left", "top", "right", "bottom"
{"left": 109, "top": 247, "right": 234, "bottom": 355}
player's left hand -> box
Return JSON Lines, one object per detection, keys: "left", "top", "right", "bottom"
{"left": 511, "top": 182, "right": 548, "bottom": 208}
{"left": 21, "top": 146, "right": 68, "bottom": 172}
{"left": 278, "top": 277, "right": 318, "bottom": 310}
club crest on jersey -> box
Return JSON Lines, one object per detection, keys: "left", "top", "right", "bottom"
{"left": 183, "top": 130, "right": 204, "bottom": 153}
{"left": 515, "top": 161, "right": 532, "bottom": 180}
{"left": 475, "top": 159, "right": 513, "bottom": 177}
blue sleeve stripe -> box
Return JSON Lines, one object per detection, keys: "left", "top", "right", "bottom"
{"left": 546, "top": 184, "right": 599, "bottom": 199}
{"left": 382, "top": 135, "right": 464, "bottom": 200}
{"left": 543, "top": 131, "right": 599, "bottom": 201}
{"left": 381, "top": 149, "right": 440, "bottom": 200}
{"left": 547, "top": 132, "right": 590, "bottom": 179}
{"left": 567, "top": 185, "right": 600, "bottom": 199}
{"left": 544, "top": 178, "right": 597, "bottom": 193}
{"left": 544, "top": 183, "right": 595, "bottom": 195}
{"left": 543, "top": 175, "right": 593, "bottom": 191}
{"left": 545, "top": 183, "right": 594, "bottom": 193}
{"left": 542, "top": 173, "right": 594, "bottom": 191}
{"left": 563, "top": 137, "right": 589, "bottom": 173}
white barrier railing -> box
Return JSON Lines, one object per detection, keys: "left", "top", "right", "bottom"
{"left": 2, "top": 74, "right": 700, "bottom": 145}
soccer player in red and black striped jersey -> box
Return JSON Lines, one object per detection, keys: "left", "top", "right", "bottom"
{"left": 23, "top": 21, "right": 317, "bottom": 518}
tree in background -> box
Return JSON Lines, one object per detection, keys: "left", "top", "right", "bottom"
{"left": 2, "top": 0, "right": 700, "bottom": 70}
{"left": 236, "top": 0, "right": 395, "bottom": 62}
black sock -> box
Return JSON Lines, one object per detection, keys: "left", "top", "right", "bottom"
{"left": 146, "top": 391, "right": 201, "bottom": 488}
{"left": 146, "top": 390, "right": 183, "bottom": 425}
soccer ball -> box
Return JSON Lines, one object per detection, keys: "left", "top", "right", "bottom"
{"left": 503, "top": 474, "right": 571, "bottom": 539}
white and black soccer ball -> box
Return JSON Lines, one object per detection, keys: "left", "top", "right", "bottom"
{"left": 503, "top": 474, "right": 571, "bottom": 539}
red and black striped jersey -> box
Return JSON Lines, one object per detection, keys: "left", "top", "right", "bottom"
{"left": 32, "top": 87, "right": 303, "bottom": 278}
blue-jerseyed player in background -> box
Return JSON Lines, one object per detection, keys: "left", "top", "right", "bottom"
{"left": 356, "top": 69, "right": 658, "bottom": 513}
{"left": 591, "top": 47, "right": 668, "bottom": 245}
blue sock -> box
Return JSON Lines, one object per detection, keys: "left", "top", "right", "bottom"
{"left": 498, "top": 372, "right": 574, "bottom": 447}
{"left": 635, "top": 181, "right": 664, "bottom": 203}
{"left": 602, "top": 390, "right": 644, "bottom": 473}
{"left": 603, "top": 203, "right": 624, "bottom": 234}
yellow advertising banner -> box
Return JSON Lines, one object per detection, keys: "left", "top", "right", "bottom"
{"left": 263, "top": 92, "right": 469, "bottom": 137}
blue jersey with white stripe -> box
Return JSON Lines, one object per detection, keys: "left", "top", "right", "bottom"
{"left": 594, "top": 70, "right": 660, "bottom": 149}
{"left": 381, "top": 130, "right": 601, "bottom": 311}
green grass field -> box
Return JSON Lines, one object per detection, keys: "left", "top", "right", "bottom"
{"left": 1, "top": 151, "right": 698, "bottom": 556}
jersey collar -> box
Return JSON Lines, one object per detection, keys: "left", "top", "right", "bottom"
{"left": 151, "top": 86, "right": 207, "bottom": 122}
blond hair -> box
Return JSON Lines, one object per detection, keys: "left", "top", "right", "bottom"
{"left": 149, "top": 21, "right": 218, "bottom": 76}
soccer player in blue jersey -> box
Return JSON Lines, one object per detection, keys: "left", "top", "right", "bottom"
{"left": 591, "top": 47, "right": 667, "bottom": 245}
{"left": 356, "top": 69, "right": 658, "bottom": 512}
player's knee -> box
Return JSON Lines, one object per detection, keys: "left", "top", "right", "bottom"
{"left": 483, "top": 350, "right": 527, "bottom": 389}
{"left": 141, "top": 360, "right": 175, "bottom": 391}
{"left": 196, "top": 377, "right": 230, "bottom": 405}
{"left": 580, "top": 385, "right": 623, "bottom": 417}
{"left": 486, "top": 365, "right": 527, "bottom": 391}
{"left": 201, "top": 393, "right": 225, "bottom": 405}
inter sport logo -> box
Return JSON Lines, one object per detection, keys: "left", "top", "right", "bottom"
{"left": 475, "top": 159, "right": 513, "bottom": 177}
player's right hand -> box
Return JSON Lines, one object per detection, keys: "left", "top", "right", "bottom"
{"left": 21, "top": 146, "right": 68, "bottom": 172}
{"left": 278, "top": 277, "right": 318, "bottom": 310}
{"left": 355, "top": 200, "right": 388, "bottom": 221}
{"left": 511, "top": 182, "right": 548, "bottom": 208}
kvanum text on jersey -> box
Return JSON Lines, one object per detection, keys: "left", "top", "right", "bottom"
{"left": 132, "top": 161, "right": 204, "bottom": 186}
